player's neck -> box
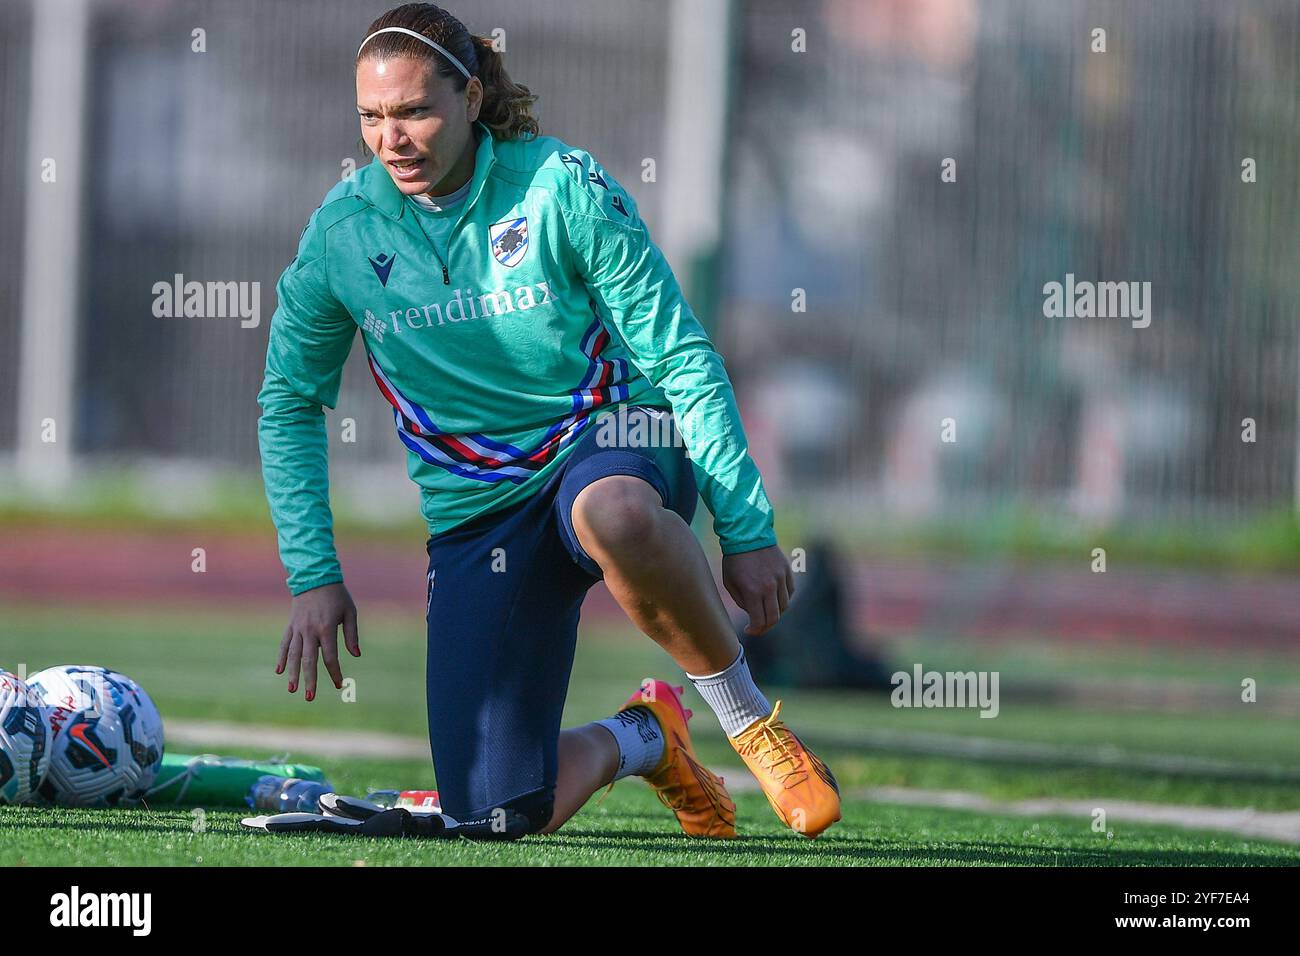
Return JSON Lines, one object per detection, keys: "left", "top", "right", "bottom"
{"left": 428, "top": 124, "right": 480, "bottom": 198}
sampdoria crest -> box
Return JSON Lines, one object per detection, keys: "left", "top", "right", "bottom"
{"left": 489, "top": 216, "right": 529, "bottom": 267}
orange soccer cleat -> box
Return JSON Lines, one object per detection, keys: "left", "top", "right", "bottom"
{"left": 613, "top": 679, "right": 737, "bottom": 839}
{"left": 729, "top": 700, "right": 841, "bottom": 838}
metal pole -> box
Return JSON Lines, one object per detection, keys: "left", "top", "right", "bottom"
{"left": 661, "top": 0, "right": 736, "bottom": 337}
{"left": 16, "top": 0, "right": 89, "bottom": 494}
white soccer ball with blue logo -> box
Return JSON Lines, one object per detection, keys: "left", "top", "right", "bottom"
{"left": 0, "top": 669, "right": 51, "bottom": 805}
{"left": 28, "top": 665, "right": 165, "bottom": 807}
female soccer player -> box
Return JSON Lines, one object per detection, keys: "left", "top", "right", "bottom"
{"left": 258, "top": 2, "right": 840, "bottom": 839}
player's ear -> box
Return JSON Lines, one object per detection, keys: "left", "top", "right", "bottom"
{"left": 466, "top": 76, "right": 484, "bottom": 123}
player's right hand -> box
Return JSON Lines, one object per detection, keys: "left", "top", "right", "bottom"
{"left": 277, "top": 581, "right": 360, "bottom": 702}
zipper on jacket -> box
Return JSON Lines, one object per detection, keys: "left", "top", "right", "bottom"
{"left": 412, "top": 219, "right": 452, "bottom": 285}
{"left": 409, "top": 194, "right": 487, "bottom": 287}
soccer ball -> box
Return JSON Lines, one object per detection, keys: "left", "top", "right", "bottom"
{"left": 0, "top": 669, "right": 51, "bottom": 805}
{"left": 28, "top": 665, "right": 165, "bottom": 807}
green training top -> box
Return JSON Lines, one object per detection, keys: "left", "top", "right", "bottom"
{"left": 257, "top": 121, "right": 776, "bottom": 595}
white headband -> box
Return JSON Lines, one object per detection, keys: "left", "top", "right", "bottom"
{"left": 357, "top": 27, "right": 473, "bottom": 79}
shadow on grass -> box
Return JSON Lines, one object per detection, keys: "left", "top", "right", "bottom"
{"left": 539, "top": 828, "right": 1299, "bottom": 866}
{"left": 4, "top": 807, "right": 1296, "bottom": 867}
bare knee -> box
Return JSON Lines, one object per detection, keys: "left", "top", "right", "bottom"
{"left": 571, "top": 476, "right": 664, "bottom": 557}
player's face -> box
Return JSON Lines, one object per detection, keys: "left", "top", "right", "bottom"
{"left": 356, "top": 56, "right": 482, "bottom": 196}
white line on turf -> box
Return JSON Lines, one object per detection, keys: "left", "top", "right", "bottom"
{"left": 796, "top": 725, "right": 1300, "bottom": 782}
{"left": 855, "top": 786, "right": 1300, "bottom": 846}
{"left": 167, "top": 718, "right": 428, "bottom": 759}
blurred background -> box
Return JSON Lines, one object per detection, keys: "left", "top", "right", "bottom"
{"left": 1, "top": 0, "right": 1298, "bottom": 860}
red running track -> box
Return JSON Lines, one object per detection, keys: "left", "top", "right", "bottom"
{"left": 0, "top": 528, "right": 1296, "bottom": 648}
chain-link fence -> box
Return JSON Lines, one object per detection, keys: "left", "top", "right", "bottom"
{"left": 725, "top": 0, "right": 1299, "bottom": 529}
{"left": 2, "top": 0, "right": 1297, "bottom": 534}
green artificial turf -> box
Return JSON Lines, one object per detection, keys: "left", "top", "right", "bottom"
{"left": 2, "top": 762, "right": 1296, "bottom": 867}
{"left": 2, "top": 600, "right": 1299, "bottom": 865}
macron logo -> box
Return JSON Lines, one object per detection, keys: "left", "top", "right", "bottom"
{"left": 368, "top": 252, "right": 396, "bottom": 287}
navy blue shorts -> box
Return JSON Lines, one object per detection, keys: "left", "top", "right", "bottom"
{"left": 422, "top": 406, "right": 697, "bottom": 826}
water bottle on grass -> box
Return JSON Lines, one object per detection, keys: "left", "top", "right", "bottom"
{"left": 248, "top": 776, "right": 334, "bottom": 812}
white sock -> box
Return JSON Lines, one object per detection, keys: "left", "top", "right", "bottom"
{"left": 687, "top": 648, "right": 772, "bottom": 738}
{"left": 594, "top": 707, "right": 665, "bottom": 781}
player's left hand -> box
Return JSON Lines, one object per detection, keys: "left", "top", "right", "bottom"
{"left": 721, "top": 545, "right": 795, "bottom": 636}
{"left": 277, "top": 581, "right": 360, "bottom": 702}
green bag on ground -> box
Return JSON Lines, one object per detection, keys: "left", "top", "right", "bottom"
{"left": 143, "top": 753, "right": 330, "bottom": 808}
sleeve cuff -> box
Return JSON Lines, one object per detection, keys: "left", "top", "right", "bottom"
{"left": 718, "top": 533, "right": 779, "bottom": 557}
{"left": 289, "top": 572, "right": 344, "bottom": 597}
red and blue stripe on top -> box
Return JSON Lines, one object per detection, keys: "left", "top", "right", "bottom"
{"left": 366, "top": 314, "right": 631, "bottom": 484}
